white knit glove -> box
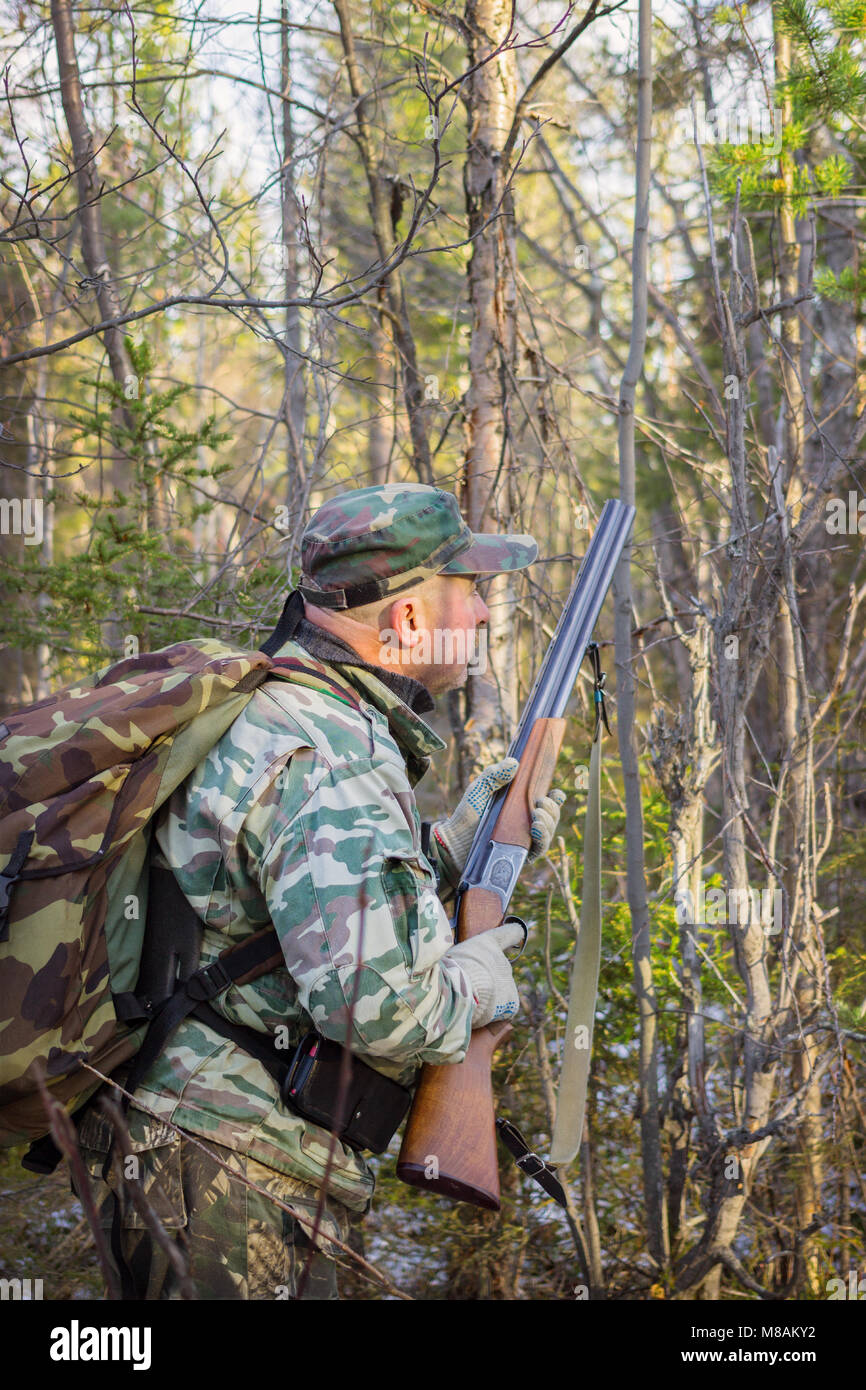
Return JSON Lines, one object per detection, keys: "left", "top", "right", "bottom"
{"left": 433, "top": 758, "right": 567, "bottom": 875}
{"left": 445, "top": 922, "right": 525, "bottom": 1028}
{"left": 529, "top": 788, "right": 567, "bottom": 857}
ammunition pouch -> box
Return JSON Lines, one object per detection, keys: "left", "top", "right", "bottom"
{"left": 281, "top": 1033, "right": 412, "bottom": 1154}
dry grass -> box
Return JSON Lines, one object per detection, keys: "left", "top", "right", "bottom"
{"left": 0, "top": 1146, "right": 103, "bottom": 1300}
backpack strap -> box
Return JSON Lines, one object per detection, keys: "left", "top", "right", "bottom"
{"left": 0, "top": 831, "right": 34, "bottom": 942}
{"left": 259, "top": 590, "right": 304, "bottom": 655}
{"left": 120, "top": 924, "right": 285, "bottom": 1099}
{"left": 187, "top": 1001, "right": 294, "bottom": 1087}
{"left": 266, "top": 656, "right": 365, "bottom": 714}
{"left": 22, "top": 922, "right": 286, "bottom": 1177}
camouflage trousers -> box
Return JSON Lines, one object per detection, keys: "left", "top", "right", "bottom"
{"left": 73, "top": 1102, "right": 350, "bottom": 1300}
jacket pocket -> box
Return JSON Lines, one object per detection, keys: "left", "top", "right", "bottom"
{"left": 76, "top": 1104, "right": 188, "bottom": 1230}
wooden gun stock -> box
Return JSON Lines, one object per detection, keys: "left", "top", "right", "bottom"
{"left": 397, "top": 716, "right": 566, "bottom": 1209}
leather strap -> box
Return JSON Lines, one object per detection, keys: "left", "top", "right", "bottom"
{"left": 496, "top": 1118, "right": 567, "bottom": 1208}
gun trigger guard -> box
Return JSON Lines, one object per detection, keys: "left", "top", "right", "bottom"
{"left": 502, "top": 914, "right": 529, "bottom": 959}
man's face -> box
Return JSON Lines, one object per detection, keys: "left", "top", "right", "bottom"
{"left": 380, "top": 574, "right": 490, "bottom": 694}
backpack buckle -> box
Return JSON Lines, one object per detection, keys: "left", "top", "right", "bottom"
{"left": 0, "top": 830, "right": 34, "bottom": 942}
{"left": 0, "top": 875, "right": 12, "bottom": 929}
{"left": 186, "top": 958, "right": 234, "bottom": 1001}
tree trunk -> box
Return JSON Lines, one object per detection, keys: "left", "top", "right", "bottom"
{"left": 332, "top": 0, "right": 432, "bottom": 483}
{"left": 367, "top": 287, "right": 393, "bottom": 484}
{"left": 613, "top": 0, "right": 668, "bottom": 1275}
{"left": 461, "top": 0, "right": 520, "bottom": 766}
{"left": 774, "top": 10, "right": 824, "bottom": 1290}
{"left": 50, "top": 0, "right": 133, "bottom": 396}
{"left": 280, "top": 5, "right": 307, "bottom": 506}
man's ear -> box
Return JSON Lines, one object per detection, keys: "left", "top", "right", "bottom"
{"left": 388, "top": 592, "right": 427, "bottom": 650}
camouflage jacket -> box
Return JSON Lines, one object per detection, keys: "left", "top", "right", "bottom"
{"left": 136, "top": 624, "right": 473, "bottom": 1213}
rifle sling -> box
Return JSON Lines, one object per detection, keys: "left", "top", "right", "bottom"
{"left": 548, "top": 726, "right": 603, "bottom": 1168}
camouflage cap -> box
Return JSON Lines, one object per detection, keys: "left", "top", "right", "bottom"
{"left": 296, "top": 483, "right": 537, "bottom": 609}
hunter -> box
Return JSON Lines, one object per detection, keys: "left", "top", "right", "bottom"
{"left": 74, "top": 482, "right": 564, "bottom": 1299}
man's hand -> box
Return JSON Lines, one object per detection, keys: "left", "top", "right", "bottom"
{"left": 445, "top": 921, "right": 525, "bottom": 1028}
{"left": 528, "top": 787, "right": 567, "bottom": 860}
{"left": 433, "top": 757, "right": 566, "bottom": 875}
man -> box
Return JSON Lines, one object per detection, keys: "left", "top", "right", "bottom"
{"left": 76, "top": 483, "right": 564, "bottom": 1299}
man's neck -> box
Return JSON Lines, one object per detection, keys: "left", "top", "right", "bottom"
{"left": 302, "top": 603, "right": 386, "bottom": 666}
{"left": 290, "top": 617, "right": 434, "bottom": 715}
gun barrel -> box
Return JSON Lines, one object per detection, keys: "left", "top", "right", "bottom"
{"left": 398, "top": 497, "right": 635, "bottom": 1209}
{"left": 461, "top": 498, "right": 634, "bottom": 888}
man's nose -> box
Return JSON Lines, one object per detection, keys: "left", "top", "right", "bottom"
{"left": 475, "top": 594, "right": 490, "bottom": 625}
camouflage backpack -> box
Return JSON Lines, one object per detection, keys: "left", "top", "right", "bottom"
{"left": 0, "top": 634, "right": 359, "bottom": 1149}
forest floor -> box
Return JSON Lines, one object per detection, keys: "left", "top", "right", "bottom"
{"left": 0, "top": 1146, "right": 102, "bottom": 1299}
{"left": 0, "top": 1144, "right": 397, "bottom": 1300}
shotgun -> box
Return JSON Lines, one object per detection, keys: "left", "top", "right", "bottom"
{"left": 397, "top": 497, "right": 635, "bottom": 1210}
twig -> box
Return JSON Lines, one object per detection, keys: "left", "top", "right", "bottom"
{"left": 98, "top": 1095, "right": 197, "bottom": 1299}
{"left": 34, "top": 1066, "right": 121, "bottom": 1299}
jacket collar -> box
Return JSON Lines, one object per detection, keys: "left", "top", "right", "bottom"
{"left": 274, "top": 620, "right": 446, "bottom": 782}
